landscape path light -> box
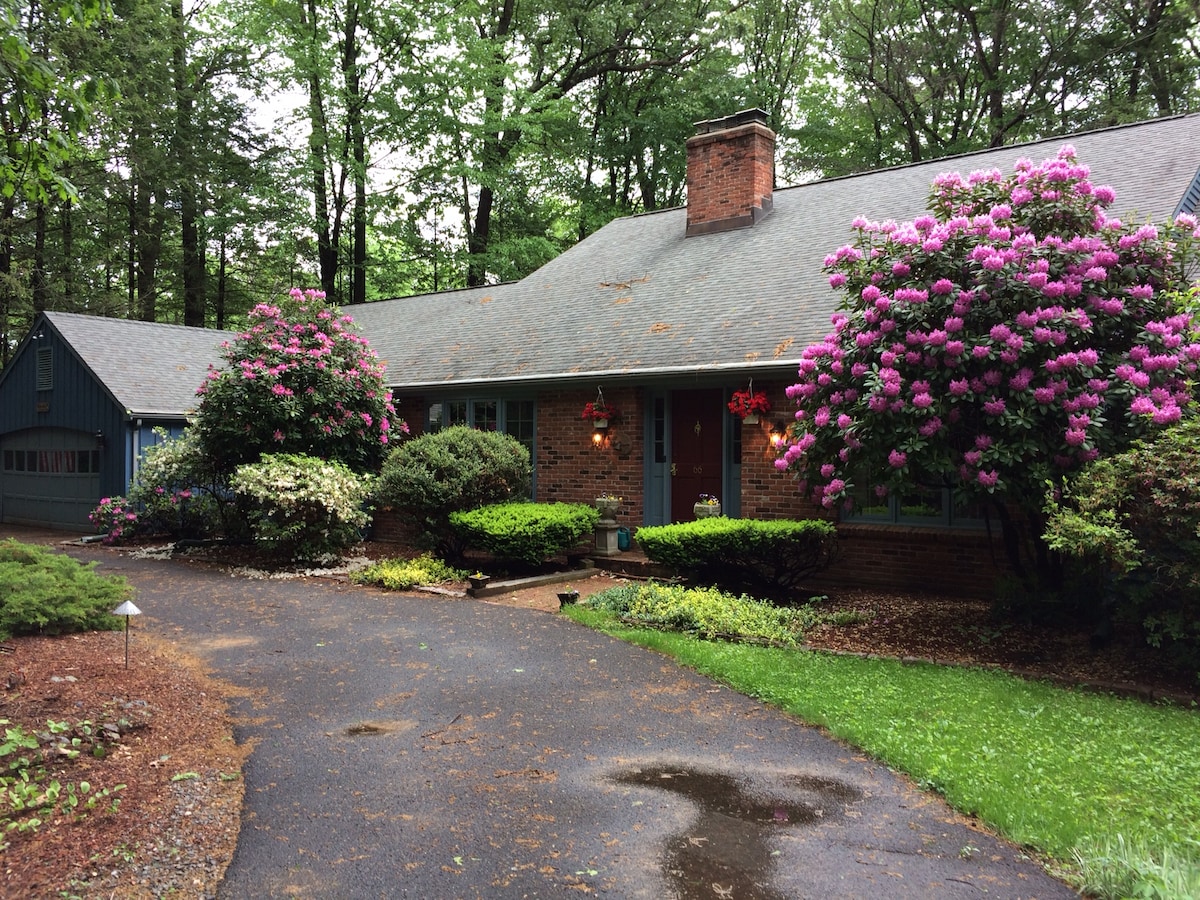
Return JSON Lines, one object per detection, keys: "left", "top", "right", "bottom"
{"left": 112, "top": 599, "right": 142, "bottom": 669}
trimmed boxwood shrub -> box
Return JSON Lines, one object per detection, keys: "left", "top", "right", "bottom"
{"left": 634, "top": 517, "right": 838, "bottom": 598}
{"left": 375, "top": 426, "right": 532, "bottom": 557}
{"left": 449, "top": 502, "right": 599, "bottom": 567}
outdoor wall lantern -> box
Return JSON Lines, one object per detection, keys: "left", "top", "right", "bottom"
{"left": 95, "top": 430, "right": 106, "bottom": 450}
{"left": 769, "top": 422, "right": 787, "bottom": 449}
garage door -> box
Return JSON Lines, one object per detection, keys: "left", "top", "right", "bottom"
{"left": 1, "top": 428, "right": 102, "bottom": 530}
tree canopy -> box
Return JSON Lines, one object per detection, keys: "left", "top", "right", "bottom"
{"left": 1, "top": 0, "right": 1198, "bottom": 359}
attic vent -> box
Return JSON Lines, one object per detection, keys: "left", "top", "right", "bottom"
{"left": 36, "top": 347, "right": 53, "bottom": 391}
{"left": 1173, "top": 164, "right": 1200, "bottom": 218}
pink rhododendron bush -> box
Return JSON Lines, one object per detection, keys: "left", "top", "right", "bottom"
{"left": 194, "top": 288, "right": 405, "bottom": 476}
{"left": 776, "top": 147, "right": 1200, "bottom": 582}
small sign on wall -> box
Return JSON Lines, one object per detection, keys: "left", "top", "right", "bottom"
{"left": 36, "top": 401, "right": 49, "bottom": 413}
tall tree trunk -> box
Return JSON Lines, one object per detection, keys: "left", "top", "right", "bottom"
{"left": 345, "top": 0, "right": 366, "bottom": 305}
{"left": 303, "top": 0, "right": 338, "bottom": 299}
{"left": 60, "top": 198, "right": 73, "bottom": 306}
{"left": 216, "top": 232, "right": 227, "bottom": 329}
{"left": 174, "top": 0, "right": 205, "bottom": 326}
{"left": 0, "top": 195, "right": 14, "bottom": 367}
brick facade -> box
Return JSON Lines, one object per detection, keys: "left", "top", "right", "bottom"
{"left": 534, "top": 387, "right": 646, "bottom": 523}
{"left": 377, "top": 379, "right": 1012, "bottom": 599}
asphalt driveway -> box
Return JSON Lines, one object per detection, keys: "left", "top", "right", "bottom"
{"left": 63, "top": 543, "right": 1077, "bottom": 899}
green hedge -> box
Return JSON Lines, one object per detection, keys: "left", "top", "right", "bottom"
{"left": 449, "top": 502, "right": 599, "bottom": 566}
{"left": 375, "top": 426, "right": 532, "bottom": 558}
{"left": 634, "top": 517, "right": 838, "bottom": 598}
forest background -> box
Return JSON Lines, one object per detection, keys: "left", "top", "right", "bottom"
{"left": 3, "top": 0, "right": 1199, "bottom": 357}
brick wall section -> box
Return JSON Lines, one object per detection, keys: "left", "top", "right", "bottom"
{"left": 391, "top": 394, "right": 427, "bottom": 439}
{"left": 685, "top": 118, "right": 775, "bottom": 236}
{"left": 736, "top": 379, "right": 820, "bottom": 520}
{"left": 535, "top": 386, "right": 645, "bottom": 524}
{"left": 734, "top": 379, "right": 1014, "bottom": 599}
{"left": 812, "top": 524, "right": 1012, "bottom": 600}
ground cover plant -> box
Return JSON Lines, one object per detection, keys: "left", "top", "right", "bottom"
{"left": 565, "top": 600, "right": 1200, "bottom": 899}
{"left": 0, "top": 541, "right": 137, "bottom": 860}
{"left": 449, "top": 501, "right": 598, "bottom": 567}
{"left": 352, "top": 553, "right": 466, "bottom": 590}
{"left": 587, "top": 582, "right": 866, "bottom": 645}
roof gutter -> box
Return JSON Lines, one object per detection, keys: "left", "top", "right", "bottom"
{"left": 386, "top": 358, "right": 802, "bottom": 393}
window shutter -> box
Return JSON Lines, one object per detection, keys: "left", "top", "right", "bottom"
{"left": 36, "top": 347, "right": 53, "bottom": 391}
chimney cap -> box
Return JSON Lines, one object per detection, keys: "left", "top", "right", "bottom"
{"left": 693, "top": 108, "right": 770, "bottom": 136}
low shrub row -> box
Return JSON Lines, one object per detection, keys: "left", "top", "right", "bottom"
{"left": 449, "top": 502, "right": 598, "bottom": 566}
{"left": 633, "top": 517, "right": 838, "bottom": 597}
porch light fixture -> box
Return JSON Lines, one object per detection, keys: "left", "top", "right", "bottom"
{"left": 769, "top": 422, "right": 787, "bottom": 449}
{"left": 112, "top": 599, "right": 142, "bottom": 668}
{"left": 95, "top": 430, "right": 106, "bottom": 450}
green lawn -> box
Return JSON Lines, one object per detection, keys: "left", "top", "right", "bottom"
{"left": 565, "top": 604, "right": 1200, "bottom": 899}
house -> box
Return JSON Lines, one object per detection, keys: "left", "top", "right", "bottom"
{"left": 353, "top": 110, "right": 1200, "bottom": 594}
{"left": 2, "top": 110, "right": 1198, "bottom": 595}
{"left": 0, "top": 313, "right": 231, "bottom": 529}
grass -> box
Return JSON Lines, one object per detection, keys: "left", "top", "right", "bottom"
{"left": 564, "top": 601, "right": 1200, "bottom": 898}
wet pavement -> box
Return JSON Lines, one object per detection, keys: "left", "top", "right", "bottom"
{"left": 45, "top": 537, "right": 1077, "bottom": 899}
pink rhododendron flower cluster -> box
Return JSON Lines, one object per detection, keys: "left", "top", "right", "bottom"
{"left": 195, "top": 288, "right": 407, "bottom": 475}
{"left": 783, "top": 148, "right": 1200, "bottom": 511}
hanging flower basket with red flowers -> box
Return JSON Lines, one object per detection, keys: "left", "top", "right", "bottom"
{"left": 728, "top": 386, "right": 771, "bottom": 422}
{"left": 581, "top": 401, "right": 617, "bottom": 424}
{"left": 582, "top": 387, "right": 617, "bottom": 426}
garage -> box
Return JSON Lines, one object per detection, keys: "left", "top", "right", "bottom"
{"left": 1, "top": 427, "right": 103, "bottom": 530}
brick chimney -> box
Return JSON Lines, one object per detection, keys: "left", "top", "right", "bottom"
{"left": 685, "top": 108, "right": 775, "bottom": 237}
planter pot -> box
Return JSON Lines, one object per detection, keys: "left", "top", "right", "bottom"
{"left": 694, "top": 503, "right": 721, "bottom": 519}
{"left": 595, "top": 498, "right": 620, "bottom": 520}
{"left": 468, "top": 576, "right": 490, "bottom": 591}
{"left": 593, "top": 418, "right": 608, "bottom": 429}
{"left": 742, "top": 414, "right": 759, "bottom": 425}
{"left": 557, "top": 590, "right": 580, "bottom": 608}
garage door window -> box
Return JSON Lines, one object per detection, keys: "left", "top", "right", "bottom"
{"left": 3, "top": 449, "right": 99, "bottom": 474}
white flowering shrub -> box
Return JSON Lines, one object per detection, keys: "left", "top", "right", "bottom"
{"left": 230, "top": 453, "right": 371, "bottom": 562}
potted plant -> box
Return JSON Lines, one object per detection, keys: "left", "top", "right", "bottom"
{"left": 728, "top": 386, "right": 771, "bottom": 425}
{"left": 557, "top": 586, "right": 580, "bottom": 607}
{"left": 595, "top": 493, "right": 621, "bottom": 520}
{"left": 694, "top": 494, "right": 722, "bottom": 518}
{"left": 582, "top": 400, "right": 617, "bottom": 428}
{"left": 467, "top": 572, "right": 490, "bottom": 591}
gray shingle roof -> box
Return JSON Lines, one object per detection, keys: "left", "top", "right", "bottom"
{"left": 346, "top": 114, "right": 1200, "bottom": 392}
{"left": 46, "top": 311, "right": 233, "bottom": 417}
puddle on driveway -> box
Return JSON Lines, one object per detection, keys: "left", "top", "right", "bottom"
{"left": 612, "top": 764, "right": 861, "bottom": 899}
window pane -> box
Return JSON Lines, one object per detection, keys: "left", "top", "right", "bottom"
{"left": 446, "top": 401, "right": 467, "bottom": 427}
{"left": 898, "top": 484, "right": 944, "bottom": 523}
{"left": 848, "top": 477, "right": 890, "bottom": 519}
{"left": 504, "top": 400, "right": 535, "bottom": 453}
{"left": 473, "top": 400, "right": 497, "bottom": 431}
{"left": 428, "top": 402, "right": 444, "bottom": 432}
